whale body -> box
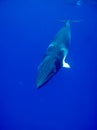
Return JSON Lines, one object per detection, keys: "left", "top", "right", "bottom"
{"left": 36, "top": 20, "right": 71, "bottom": 88}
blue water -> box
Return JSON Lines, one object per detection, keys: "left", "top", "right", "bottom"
{"left": 0, "top": 0, "right": 97, "bottom": 129}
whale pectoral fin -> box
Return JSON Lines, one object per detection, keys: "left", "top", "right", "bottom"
{"left": 62, "top": 61, "right": 71, "bottom": 68}
{"left": 62, "top": 57, "right": 71, "bottom": 68}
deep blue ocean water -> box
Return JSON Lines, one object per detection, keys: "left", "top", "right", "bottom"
{"left": 0, "top": 0, "right": 97, "bottom": 129}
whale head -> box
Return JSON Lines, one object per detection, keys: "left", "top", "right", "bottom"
{"left": 36, "top": 55, "right": 62, "bottom": 88}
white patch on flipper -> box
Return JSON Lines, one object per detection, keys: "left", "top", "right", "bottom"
{"left": 62, "top": 56, "right": 70, "bottom": 68}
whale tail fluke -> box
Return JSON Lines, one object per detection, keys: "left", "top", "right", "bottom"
{"left": 57, "top": 19, "right": 83, "bottom": 23}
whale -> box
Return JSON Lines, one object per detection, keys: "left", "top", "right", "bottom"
{"left": 36, "top": 20, "right": 71, "bottom": 88}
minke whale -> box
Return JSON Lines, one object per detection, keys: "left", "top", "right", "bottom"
{"left": 36, "top": 20, "right": 71, "bottom": 88}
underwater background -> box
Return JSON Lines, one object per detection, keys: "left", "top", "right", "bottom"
{"left": 0, "top": 0, "right": 97, "bottom": 129}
